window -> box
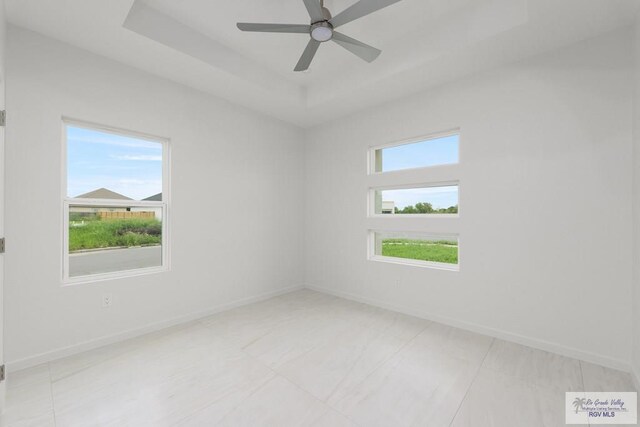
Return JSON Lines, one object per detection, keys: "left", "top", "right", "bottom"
{"left": 371, "top": 184, "right": 459, "bottom": 215}
{"left": 367, "top": 130, "right": 460, "bottom": 270}
{"left": 371, "top": 132, "right": 459, "bottom": 173}
{"left": 63, "top": 121, "right": 169, "bottom": 283}
{"left": 370, "top": 231, "right": 459, "bottom": 270}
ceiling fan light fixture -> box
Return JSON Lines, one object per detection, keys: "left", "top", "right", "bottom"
{"left": 310, "top": 22, "right": 333, "bottom": 42}
{"left": 237, "top": 0, "right": 401, "bottom": 71}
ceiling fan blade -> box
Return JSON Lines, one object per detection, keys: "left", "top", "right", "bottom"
{"left": 302, "top": 0, "right": 325, "bottom": 22}
{"left": 330, "top": 0, "right": 402, "bottom": 28}
{"left": 332, "top": 32, "right": 381, "bottom": 62}
{"left": 294, "top": 39, "right": 321, "bottom": 72}
{"left": 237, "top": 23, "right": 310, "bottom": 34}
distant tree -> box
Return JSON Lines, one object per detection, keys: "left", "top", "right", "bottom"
{"left": 397, "top": 203, "right": 458, "bottom": 214}
{"left": 414, "top": 202, "right": 434, "bottom": 214}
{"left": 400, "top": 205, "right": 418, "bottom": 214}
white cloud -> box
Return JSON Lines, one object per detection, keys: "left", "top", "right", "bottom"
{"left": 112, "top": 155, "right": 162, "bottom": 161}
{"left": 68, "top": 135, "right": 159, "bottom": 150}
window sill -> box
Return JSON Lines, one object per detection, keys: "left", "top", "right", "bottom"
{"left": 367, "top": 214, "right": 460, "bottom": 219}
{"left": 368, "top": 255, "right": 459, "bottom": 272}
{"left": 62, "top": 265, "right": 169, "bottom": 286}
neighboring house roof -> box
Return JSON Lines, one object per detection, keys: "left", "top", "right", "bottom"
{"left": 75, "top": 188, "right": 132, "bottom": 200}
{"left": 143, "top": 193, "right": 162, "bottom": 201}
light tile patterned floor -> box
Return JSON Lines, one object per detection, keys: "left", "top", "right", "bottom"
{"left": 1, "top": 290, "right": 636, "bottom": 426}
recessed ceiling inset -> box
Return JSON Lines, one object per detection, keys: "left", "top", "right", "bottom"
{"left": 237, "top": 0, "right": 402, "bottom": 72}
{"left": 14, "top": 0, "right": 632, "bottom": 126}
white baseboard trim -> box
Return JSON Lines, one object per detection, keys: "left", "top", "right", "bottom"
{"left": 10, "top": 283, "right": 632, "bottom": 377}
{"left": 7, "top": 285, "right": 304, "bottom": 373}
{"left": 305, "top": 284, "right": 632, "bottom": 373}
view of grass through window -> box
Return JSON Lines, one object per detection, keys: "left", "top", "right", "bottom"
{"left": 66, "top": 124, "right": 165, "bottom": 278}
{"left": 374, "top": 233, "right": 458, "bottom": 266}
{"left": 69, "top": 208, "right": 162, "bottom": 252}
{"left": 375, "top": 185, "right": 458, "bottom": 215}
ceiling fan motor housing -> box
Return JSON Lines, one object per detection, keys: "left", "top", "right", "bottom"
{"left": 310, "top": 20, "right": 333, "bottom": 42}
{"left": 310, "top": 6, "right": 333, "bottom": 42}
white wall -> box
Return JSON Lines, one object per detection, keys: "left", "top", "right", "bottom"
{"left": 304, "top": 28, "right": 634, "bottom": 369}
{"left": 0, "top": 0, "right": 6, "bottom": 410}
{"left": 4, "top": 21, "right": 636, "bottom": 374}
{"left": 633, "top": 14, "right": 640, "bottom": 385}
{"left": 4, "top": 27, "right": 304, "bottom": 368}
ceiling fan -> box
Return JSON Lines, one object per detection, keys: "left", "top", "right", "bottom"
{"left": 237, "top": 0, "right": 402, "bottom": 72}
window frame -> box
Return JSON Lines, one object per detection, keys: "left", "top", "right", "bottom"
{"left": 367, "top": 181, "right": 460, "bottom": 218}
{"left": 366, "top": 128, "right": 461, "bottom": 271}
{"left": 368, "top": 230, "right": 460, "bottom": 271}
{"left": 367, "top": 128, "right": 460, "bottom": 175}
{"left": 61, "top": 118, "right": 171, "bottom": 285}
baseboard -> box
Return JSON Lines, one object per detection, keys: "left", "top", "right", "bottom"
{"left": 7, "top": 285, "right": 304, "bottom": 373}
{"left": 305, "top": 284, "right": 631, "bottom": 373}
{"left": 10, "top": 283, "right": 632, "bottom": 376}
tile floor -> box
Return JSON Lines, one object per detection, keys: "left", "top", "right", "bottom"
{"left": 1, "top": 290, "right": 636, "bottom": 427}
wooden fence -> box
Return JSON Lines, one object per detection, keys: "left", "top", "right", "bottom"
{"left": 98, "top": 211, "right": 155, "bottom": 220}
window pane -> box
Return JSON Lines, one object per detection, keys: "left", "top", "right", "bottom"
{"left": 374, "top": 134, "right": 459, "bottom": 173}
{"left": 68, "top": 205, "right": 162, "bottom": 277}
{"left": 373, "top": 231, "right": 458, "bottom": 266}
{"left": 67, "top": 125, "right": 163, "bottom": 201}
{"left": 374, "top": 185, "right": 458, "bottom": 215}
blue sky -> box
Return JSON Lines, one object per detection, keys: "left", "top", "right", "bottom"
{"left": 381, "top": 134, "right": 459, "bottom": 172}
{"left": 67, "top": 126, "right": 162, "bottom": 200}
{"left": 67, "top": 128, "right": 456, "bottom": 204}
{"left": 379, "top": 135, "right": 459, "bottom": 209}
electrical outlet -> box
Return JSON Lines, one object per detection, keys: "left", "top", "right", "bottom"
{"left": 102, "top": 294, "right": 113, "bottom": 308}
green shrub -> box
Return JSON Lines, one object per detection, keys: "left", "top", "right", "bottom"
{"left": 69, "top": 218, "right": 162, "bottom": 252}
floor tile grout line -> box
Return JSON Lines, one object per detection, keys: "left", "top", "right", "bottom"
{"left": 252, "top": 308, "right": 374, "bottom": 374}
{"left": 259, "top": 362, "right": 366, "bottom": 427}
{"left": 239, "top": 317, "right": 299, "bottom": 351}
{"left": 9, "top": 290, "right": 625, "bottom": 427}
{"left": 49, "top": 321, "right": 208, "bottom": 384}
{"left": 323, "top": 319, "right": 431, "bottom": 406}
{"left": 225, "top": 301, "right": 371, "bottom": 426}
{"left": 48, "top": 347, "right": 134, "bottom": 384}
{"left": 312, "top": 319, "right": 434, "bottom": 426}
{"left": 275, "top": 371, "right": 363, "bottom": 427}
{"left": 579, "top": 360, "right": 587, "bottom": 391}
{"left": 233, "top": 319, "right": 367, "bottom": 426}
{"left": 147, "top": 325, "right": 279, "bottom": 426}
{"left": 195, "top": 292, "right": 413, "bottom": 398}
{"left": 189, "top": 297, "right": 363, "bottom": 426}
{"left": 579, "top": 361, "right": 592, "bottom": 427}
{"left": 448, "top": 337, "right": 496, "bottom": 427}
{"left": 211, "top": 371, "right": 276, "bottom": 427}
{"left": 46, "top": 361, "right": 58, "bottom": 427}
{"left": 194, "top": 292, "right": 472, "bottom": 423}
{"left": 474, "top": 343, "right": 589, "bottom": 395}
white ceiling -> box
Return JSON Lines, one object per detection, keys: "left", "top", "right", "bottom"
{"left": 5, "top": 0, "right": 640, "bottom": 128}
